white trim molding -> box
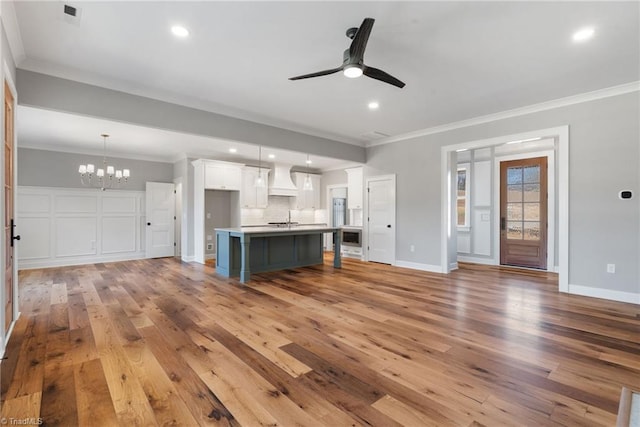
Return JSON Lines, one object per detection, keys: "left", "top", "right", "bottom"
{"left": 568, "top": 284, "right": 640, "bottom": 305}
{"left": 369, "top": 81, "right": 639, "bottom": 148}
{"left": 395, "top": 260, "right": 444, "bottom": 274}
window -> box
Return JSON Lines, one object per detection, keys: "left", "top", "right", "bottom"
{"left": 457, "top": 167, "right": 470, "bottom": 227}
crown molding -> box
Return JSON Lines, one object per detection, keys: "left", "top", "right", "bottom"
{"left": 367, "top": 81, "right": 640, "bottom": 148}
{"left": 1, "top": 1, "right": 26, "bottom": 66}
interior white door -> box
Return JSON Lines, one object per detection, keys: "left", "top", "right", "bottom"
{"left": 367, "top": 177, "right": 395, "bottom": 264}
{"left": 145, "top": 182, "right": 175, "bottom": 258}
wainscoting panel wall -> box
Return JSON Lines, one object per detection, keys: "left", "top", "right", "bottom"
{"left": 17, "top": 187, "right": 146, "bottom": 269}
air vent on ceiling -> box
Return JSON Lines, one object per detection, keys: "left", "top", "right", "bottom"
{"left": 361, "top": 131, "right": 390, "bottom": 140}
{"left": 63, "top": 5, "right": 77, "bottom": 16}
{"left": 61, "top": 4, "right": 82, "bottom": 25}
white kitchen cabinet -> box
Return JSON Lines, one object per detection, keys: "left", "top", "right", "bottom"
{"left": 290, "top": 172, "right": 321, "bottom": 210}
{"left": 241, "top": 167, "right": 269, "bottom": 208}
{"left": 204, "top": 162, "right": 242, "bottom": 190}
{"left": 345, "top": 166, "right": 363, "bottom": 209}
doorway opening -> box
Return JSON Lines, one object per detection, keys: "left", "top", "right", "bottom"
{"left": 441, "top": 126, "right": 568, "bottom": 292}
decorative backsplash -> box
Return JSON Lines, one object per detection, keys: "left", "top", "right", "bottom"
{"left": 241, "top": 195, "right": 317, "bottom": 225}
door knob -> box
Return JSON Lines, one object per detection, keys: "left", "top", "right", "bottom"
{"left": 147, "top": 222, "right": 151, "bottom": 226}
{"left": 387, "top": 224, "right": 391, "bottom": 228}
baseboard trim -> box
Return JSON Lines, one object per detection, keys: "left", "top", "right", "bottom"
{"left": 205, "top": 254, "right": 216, "bottom": 260}
{"left": 457, "top": 256, "right": 496, "bottom": 266}
{"left": 181, "top": 255, "right": 196, "bottom": 263}
{"left": 568, "top": 284, "right": 640, "bottom": 305}
{"left": 394, "top": 260, "right": 443, "bottom": 273}
{"left": 18, "top": 253, "right": 147, "bottom": 270}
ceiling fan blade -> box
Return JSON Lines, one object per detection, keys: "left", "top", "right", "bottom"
{"left": 363, "top": 66, "right": 405, "bottom": 88}
{"left": 349, "top": 18, "right": 375, "bottom": 62}
{"left": 289, "top": 67, "right": 343, "bottom": 80}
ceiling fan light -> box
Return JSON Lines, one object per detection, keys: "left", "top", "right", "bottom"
{"left": 343, "top": 66, "right": 363, "bottom": 78}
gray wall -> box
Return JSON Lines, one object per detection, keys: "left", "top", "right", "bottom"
{"left": 205, "top": 190, "right": 232, "bottom": 255}
{"left": 18, "top": 147, "right": 174, "bottom": 191}
{"left": 16, "top": 70, "right": 366, "bottom": 163}
{"left": 367, "top": 91, "right": 639, "bottom": 295}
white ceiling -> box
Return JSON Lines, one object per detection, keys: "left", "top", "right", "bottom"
{"left": 9, "top": 1, "right": 640, "bottom": 167}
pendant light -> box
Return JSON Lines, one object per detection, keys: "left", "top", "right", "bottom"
{"left": 255, "top": 146, "right": 266, "bottom": 188}
{"left": 78, "top": 134, "right": 130, "bottom": 191}
{"left": 303, "top": 154, "right": 313, "bottom": 191}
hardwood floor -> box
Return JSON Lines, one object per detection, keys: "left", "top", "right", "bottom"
{"left": 2, "top": 256, "right": 639, "bottom": 426}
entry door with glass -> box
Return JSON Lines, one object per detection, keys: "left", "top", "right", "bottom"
{"left": 500, "top": 157, "right": 548, "bottom": 269}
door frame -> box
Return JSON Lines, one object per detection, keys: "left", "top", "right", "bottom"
{"left": 364, "top": 174, "right": 396, "bottom": 264}
{"left": 441, "top": 125, "right": 568, "bottom": 293}
{"left": 2, "top": 64, "right": 18, "bottom": 349}
{"left": 494, "top": 150, "right": 555, "bottom": 271}
{"left": 174, "top": 177, "right": 183, "bottom": 257}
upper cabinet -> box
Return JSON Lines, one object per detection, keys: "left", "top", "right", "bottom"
{"left": 204, "top": 161, "right": 242, "bottom": 190}
{"left": 345, "top": 167, "right": 363, "bottom": 209}
{"left": 241, "top": 167, "right": 270, "bottom": 208}
{"left": 290, "top": 172, "right": 321, "bottom": 210}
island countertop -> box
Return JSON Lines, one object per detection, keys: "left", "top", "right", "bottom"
{"left": 214, "top": 226, "right": 341, "bottom": 283}
{"left": 215, "top": 225, "right": 339, "bottom": 235}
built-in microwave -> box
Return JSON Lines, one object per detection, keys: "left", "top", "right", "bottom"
{"left": 341, "top": 227, "right": 362, "bottom": 247}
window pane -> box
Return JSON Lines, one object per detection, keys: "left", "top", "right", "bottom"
{"left": 524, "top": 203, "right": 540, "bottom": 221}
{"left": 507, "top": 167, "right": 522, "bottom": 185}
{"left": 507, "top": 184, "right": 523, "bottom": 202}
{"left": 523, "top": 166, "right": 540, "bottom": 183}
{"left": 457, "top": 170, "right": 466, "bottom": 197}
{"left": 457, "top": 199, "right": 465, "bottom": 226}
{"left": 507, "top": 222, "right": 523, "bottom": 239}
{"left": 523, "top": 184, "right": 540, "bottom": 202}
{"left": 524, "top": 222, "right": 540, "bottom": 241}
{"left": 507, "top": 203, "right": 523, "bottom": 220}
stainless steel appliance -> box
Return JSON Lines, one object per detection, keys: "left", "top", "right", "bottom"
{"left": 341, "top": 227, "right": 362, "bottom": 247}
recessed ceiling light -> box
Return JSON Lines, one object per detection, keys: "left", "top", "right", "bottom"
{"left": 268, "top": 154, "right": 276, "bottom": 159}
{"left": 572, "top": 27, "right": 595, "bottom": 42}
{"left": 171, "top": 25, "right": 189, "bottom": 38}
{"left": 228, "top": 148, "right": 237, "bottom": 153}
{"left": 456, "top": 148, "right": 468, "bottom": 152}
{"left": 305, "top": 159, "right": 312, "bottom": 165}
{"left": 368, "top": 101, "right": 379, "bottom": 110}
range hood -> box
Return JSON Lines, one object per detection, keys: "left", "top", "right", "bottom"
{"left": 269, "top": 164, "right": 298, "bottom": 197}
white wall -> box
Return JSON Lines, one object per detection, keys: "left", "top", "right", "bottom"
{"left": 17, "top": 187, "right": 146, "bottom": 269}
{"left": 241, "top": 195, "right": 316, "bottom": 226}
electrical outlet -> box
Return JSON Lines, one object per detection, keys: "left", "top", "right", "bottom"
{"left": 206, "top": 243, "right": 213, "bottom": 251}
{"left": 410, "top": 245, "right": 415, "bottom": 252}
{"left": 606, "top": 264, "right": 615, "bottom": 274}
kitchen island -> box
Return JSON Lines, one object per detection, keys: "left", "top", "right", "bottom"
{"left": 215, "top": 225, "right": 341, "bottom": 283}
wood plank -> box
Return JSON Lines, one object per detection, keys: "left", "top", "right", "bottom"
{"left": 6, "top": 257, "right": 639, "bottom": 426}
{"left": 74, "top": 359, "right": 120, "bottom": 426}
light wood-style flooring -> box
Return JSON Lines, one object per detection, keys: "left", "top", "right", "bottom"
{"left": 2, "top": 256, "right": 639, "bottom": 426}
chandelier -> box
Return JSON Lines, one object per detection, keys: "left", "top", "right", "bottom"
{"left": 78, "top": 134, "right": 130, "bottom": 191}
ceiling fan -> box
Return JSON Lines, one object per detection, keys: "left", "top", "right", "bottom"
{"left": 289, "top": 18, "right": 405, "bottom": 89}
